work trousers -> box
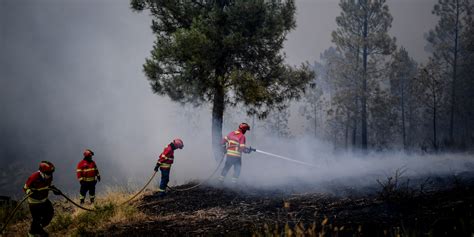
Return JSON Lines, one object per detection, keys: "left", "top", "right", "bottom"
{"left": 80, "top": 180, "right": 97, "bottom": 201}
{"left": 29, "top": 199, "right": 54, "bottom": 235}
{"left": 159, "top": 168, "right": 170, "bottom": 192}
{"left": 220, "top": 156, "right": 242, "bottom": 180}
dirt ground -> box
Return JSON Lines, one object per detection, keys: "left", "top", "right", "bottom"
{"left": 102, "top": 172, "right": 474, "bottom": 237}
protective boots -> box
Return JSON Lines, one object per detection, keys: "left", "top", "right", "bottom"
{"left": 28, "top": 227, "right": 49, "bottom": 237}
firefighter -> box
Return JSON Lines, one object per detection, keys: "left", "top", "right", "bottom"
{"left": 219, "top": 123, "right": 254, "bottom": 183}
{"left": 23, "top": 161, "right": 61, "bottom": 237}
{"left": 76, "top": 149, "right": 100, "bottom": 204}
{"left": 154, "top": 138, "right": 184, "bottom": 197}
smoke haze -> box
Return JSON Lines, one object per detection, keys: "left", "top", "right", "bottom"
{"left": 3, "top": 0, "right": 468, "bottom": 199}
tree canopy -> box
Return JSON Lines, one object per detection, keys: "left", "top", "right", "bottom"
{"left": 131, "top": 0, "right": 314, "bottom": 160}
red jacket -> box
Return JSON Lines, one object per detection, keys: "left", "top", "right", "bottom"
{"left": 157, "top": 144, "right": 175, "bottom": 169}
{"left": 221, "top": 130, "right": 246, "bottom": 158}
{"left": 23, "top": 171, "right": 52, "bottom": 204}
{"left": 77, "top": 159, "right": 100, "bottom": 182}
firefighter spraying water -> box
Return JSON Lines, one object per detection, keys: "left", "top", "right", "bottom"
{"left": 219, "top": 123, "right": 254, "bottom": 184}
{"left": 253, "top": 149, "right": 319, "bottom": 168}
{"left": 218, "top": 122, "right": 318, "bottom": 185}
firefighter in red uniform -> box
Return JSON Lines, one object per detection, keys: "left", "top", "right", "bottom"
{"left": 219, "top": 123, "right": 254, "bottom": 183}
{"left": 76, "top": 149, "right": 100, "bottom": 204}
{"left": 154, "top": 138, "right": 184, "bottom": 197}
{"left": 23, "top": 161, "right": 61, "bottom": 237}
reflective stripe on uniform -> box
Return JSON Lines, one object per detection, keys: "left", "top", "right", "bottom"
{"left": 82, "top": 177, "right": 96, "bottom": 181}
{"left": 28, "top": 186, "right": 50, "bottom": 192}
{"left": 160, "top": 163, "right": 171, "bottom": 168}
{"left": 28, "top": 197, "right": 48, "bottom": 204}
{"left": 226, "top": 150, "right": 241, "bottom": 157}
{"left": 161, "top": 156, "right": 174, "bottom": 161}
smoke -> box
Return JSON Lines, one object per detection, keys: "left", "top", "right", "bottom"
{"left": 0, "top": 0, "right": 446, "bottom": 198}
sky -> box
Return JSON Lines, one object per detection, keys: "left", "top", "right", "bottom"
{"left": 285, "top": 0, "right": 437, "bottom": 65}
{"left": 0, "top": 0, "right": 441, "bottom": 196}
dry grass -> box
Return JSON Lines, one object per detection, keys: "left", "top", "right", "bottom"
{"left": 1, "top": 186, "right": 150, "bottom": 237}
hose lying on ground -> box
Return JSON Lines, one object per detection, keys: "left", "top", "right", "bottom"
{"left": 0, "top": 187, "right": 95, "bottom": 234}
{"left": 120, "top": 171, "right": 158, "bottom": 206}
{"left": 2, "top": 157, "right": 225, "bottom": 233}
{"left": 53, "top": 189, "right": 95, "bottom": 212}
{"left": 0, "top": 193, "right": 32, "bottom": 234}
{"left": 167, "top": 156, "right": 225, "bottom": 192}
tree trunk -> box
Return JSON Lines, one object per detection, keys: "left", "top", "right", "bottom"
{"left": 433, "top": 89, "right": 438, "bottom": 152}
{"left": 401, "top": 78, "right": 406, "bottom": 151}
{"left": 361, "top": 8, "right": 368, "bottom": 151}
{"left": 211, "top": 85, "right": 225, "bottom": 162}
{"left": 352, "top": 117, "right": 357, "bottom": 150}
{"left": 345, "top": 112, "right": 349, "bottom": 151}
{"left": 449, "top": 0, "right": 460, "bottom": 146}
{"left": 314, "top": 105, "right": 318, "bottom": 138}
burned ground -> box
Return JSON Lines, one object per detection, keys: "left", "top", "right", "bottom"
{"left": 103, "top": 172, "right": 474, "bottom": 237}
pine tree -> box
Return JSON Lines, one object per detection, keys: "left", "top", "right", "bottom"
{"left": 387, "top": 47, "right": 418, "bottom": 150}
{"left": 426, "top": 0, "right": 473, "bottom": 146}
{"left": 415, "top": 60, "right": 448, "bottom": 151}
{"left": 131, "top": 0, "right": 314, "bottom": 161}
{"left": 331, "top": 0, "right": 396, "bottom": 151}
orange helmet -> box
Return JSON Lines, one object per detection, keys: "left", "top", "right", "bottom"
{"left": 39, "top": 161, "right": 55, "bottom": 175}
{"left": 83, "top": 149, "right": 94, "bottom": 158}
{"left": 238, "top": 123, "right": 250, "bottom": 133}
{"left": 173, "top": 138, "right": 184, "bottom": 149}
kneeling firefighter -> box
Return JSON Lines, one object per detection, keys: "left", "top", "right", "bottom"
{"left": 219, "top": 123, "right": 255, "bottom": 183}
{"left": 76, "top": 149, "right": 100, "bottom": 204}
{"left": 154, "top": 138, "right": 184, "bottom": 196}
{"left": 23, "top": 161, "right": 61, "bottom": 237}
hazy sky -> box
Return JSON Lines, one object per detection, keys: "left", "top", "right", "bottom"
{"left": 285, "top": 0, "right": 437, "bottom": 64}
{"left": 0, "top": 0, "right": 439, "bottom": 195}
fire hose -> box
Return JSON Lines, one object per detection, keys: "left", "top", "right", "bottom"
{"left": 167, "top": 154, "right": 225, "bottom": 192}
{"left": 0, "top": 187, "right": 94, "bottom": 234}
{"left": 120, "top": 171, "right": 158, "bottom": 205}
{"left": 1, "top": 148, "right": 316, "bottom": 233}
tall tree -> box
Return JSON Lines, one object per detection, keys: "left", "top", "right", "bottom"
{"left": 332, "top": 0, "right": 396, "bottom": 151}
{"left": 415, "top": 61, "right": 448, "bottom": 152}
{"left": 264, "top": 106, "right": 292, "bottom": 138}
{"left": 316, "top": 47, "right": 360, "bottom": 150}
{"left": 131, "top": 0, "right": 313, "bottom": 161}
{"left": 462, "top": 11, "right": 474, "bottom": 146}
{"left": 387, "top": 47, "right": 418, "bottom": 150}
{"left": 299, "top": 64, "right": 323, "bottom": 138}
{"left": 426, "top": 0, "right": 472, "bottom": 145}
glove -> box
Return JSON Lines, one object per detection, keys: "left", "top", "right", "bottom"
{"left": 97, "top": 176, "right": 101, "bottom": 182}
{"left": 154, "top": 163, "right": 160, "bottom": 172}
{"left": 50, "top": 185, "right": 61, "bottom": 195}
{"left": 243, "top": 147, "right": 256, "bottom": 154}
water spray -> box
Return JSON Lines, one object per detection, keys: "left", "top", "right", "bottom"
{"left": 252, "top": 148, "right": 319, "bottom": 168}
